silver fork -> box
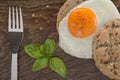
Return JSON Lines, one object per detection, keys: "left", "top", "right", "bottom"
{"left": 8, "top": 7, "right": 24, "bottom": 80}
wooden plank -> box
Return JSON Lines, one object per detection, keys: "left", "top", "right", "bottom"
{"left": 0, "top": 0, "right": 119, "bottom": 80}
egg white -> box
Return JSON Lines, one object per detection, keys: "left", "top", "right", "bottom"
{"left": 58, "top": 0, "right": 120, "bottom": 58}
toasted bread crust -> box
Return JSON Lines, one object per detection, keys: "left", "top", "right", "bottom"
{"left": 56, "top": 0, "right": 85, "bottom": 30}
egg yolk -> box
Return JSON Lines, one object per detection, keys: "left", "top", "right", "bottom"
{"left": 68, "top": 8, "right": 97, "bottom": 38}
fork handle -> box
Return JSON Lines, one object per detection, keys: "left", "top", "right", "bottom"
{"left": 11, "top": 53, "right": 18, "bottom": 80}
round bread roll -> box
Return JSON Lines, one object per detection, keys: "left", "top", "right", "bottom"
{"left": 56, "top": 0, "right": 86, "bottom": 30}
{"left": 93, "top": 18, "right": 120, "bottom": 80}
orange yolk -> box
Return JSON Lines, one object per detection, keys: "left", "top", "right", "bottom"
{"left": 68, "top": 8, "right": 97, "bottom": 38}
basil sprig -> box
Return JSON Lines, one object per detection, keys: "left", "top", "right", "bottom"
{"left": 24, "top": 39, "right": 67, "bottom": 78}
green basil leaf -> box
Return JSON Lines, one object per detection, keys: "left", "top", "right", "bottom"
{"left": 50, "top": 57, "right": 67, "bottom": 78}
{"left": 39, "top": 45, "right": 45, "bottom": 55}
{"left": 24, "top": 44, "right": 44, "bottom": 59}
{"left": 32, "top": 58, "right": 48, "bottom": 71}
{"left": 43, "top": 39, "right": 56, "bottom": 57}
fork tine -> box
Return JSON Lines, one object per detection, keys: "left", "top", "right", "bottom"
{"left": 16, "top": 7, "right": 19, "bottom": 29}
{"left": 19, "top": 7, "right": 23, "bottom": 31}
{"left": 8, "top": 7, "right": 23, "bottom": 32}
{"left": 12, "top": 7, "right": 15, "bottom": 29}
{"left": 8, "top": 7, "right": 11, "bottom": 31}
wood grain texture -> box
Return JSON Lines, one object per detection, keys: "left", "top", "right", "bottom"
{"left": 0, "top": 0, "right": 120, "bottom": 80}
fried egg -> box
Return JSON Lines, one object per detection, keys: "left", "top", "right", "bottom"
{"left": 58, "top": 0, "right": 120, "bottom": 58}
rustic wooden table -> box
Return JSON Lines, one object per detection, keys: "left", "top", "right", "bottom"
{"left": 0, "top": 0, "right": 120, "bottom": 80}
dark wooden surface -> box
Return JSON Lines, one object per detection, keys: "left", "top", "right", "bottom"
{"left": 0, "top": 0, "right": 120, "bottom": 80}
